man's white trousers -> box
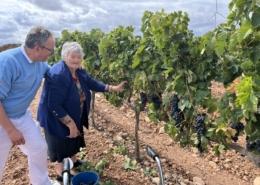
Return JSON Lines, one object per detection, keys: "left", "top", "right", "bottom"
{"left": 0, "top": 110, "right": 51, "bottom": 185}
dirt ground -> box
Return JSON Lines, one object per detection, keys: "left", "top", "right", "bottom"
{"left": 1, "top": 83, "right": 260, "bottom": 185}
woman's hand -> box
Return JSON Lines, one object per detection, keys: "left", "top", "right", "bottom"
{"left": 67, "top": 121, "right": 80, "bottom": 138}
{"left": 109, "top": 81, "right": 127, "bottom": 93}
{"left": 59, "top": 115, "right": 80, "bottom": 138}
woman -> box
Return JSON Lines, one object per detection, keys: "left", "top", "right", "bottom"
{"left": 37, "top": 42, "right": 126, "bottom": 182}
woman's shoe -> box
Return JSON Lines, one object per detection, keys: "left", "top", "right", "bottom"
{"left": 56, "top": 174, "right": 74, "bottom": 183}
{"left": 73, "top": 159, "right": 85, "bottom": 168}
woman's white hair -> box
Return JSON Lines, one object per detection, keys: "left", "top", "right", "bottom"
{"left": 61, "top": 41, "right": 85, "bottom": 60}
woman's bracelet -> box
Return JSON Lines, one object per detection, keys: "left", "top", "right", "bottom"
{"left": 106, "top": 85, "right": 110, "bottom": 92}
{"left": 106, "top": 85, "right": 115, "bottom": 92}
{"left": 108, "top": 85, "right": 113, "bottom": 92}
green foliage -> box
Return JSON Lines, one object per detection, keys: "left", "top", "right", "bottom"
{"left": 79, "top": 29, "right": 105, "bottom": 79}
{"left": 164, "top": 121, "right": 178, "bottom": 138}
{"left": 99, "top": 26, "right": 140, "bottom": 105}
{"left": 77, "top": 161, "right": 95, "bottom": 172}
{"left": 104, "top": 92, "right": 125, "bottom": 107}
{"left": 245, "top": 113, "right": 260, "bottom": 142}
{"left": 191, "top": 134, "right": 209, "bottom": 152}
{"left": 143, "top": 167, "right": 157, "bottom": 177}
{"left": 113, "top": 144, "right": 128, "bottom": 155}
{"left": 50, "top": 0, "right": 260, "bottom": 154}
{"left": 95, "top": 159, "right": 109, "bottom": 175}
{"left": 77, "top": 158, "right": 108, "bottom": 176}
{"left": 213, "top": 144, "right": 226, "bottom": 156}
{"left": 78, "top": 147, "right": 87, "bottom": 160}
{"left": 206, "top": 122, "right": 234, "bottom": 146}
{"left": 147, "top": 102, "right": 160, "bottom": 123}
{"left": 123, "top": 156, "right": 138, "bottom": 171}
{"left": 236, "top": 76, "right": 258, "bottom": 118}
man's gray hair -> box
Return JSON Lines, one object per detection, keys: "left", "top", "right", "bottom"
{"left": 61, "top": 42, "right": 85, "bottom": 60}
{"left": 25, "top": 26, "right": 53, "bottom": 48}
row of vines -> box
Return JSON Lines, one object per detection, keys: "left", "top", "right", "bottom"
{"left": 48, "top": 0, "right": 260, "bottom": 158}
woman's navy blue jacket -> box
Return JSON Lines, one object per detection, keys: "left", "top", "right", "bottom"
{"left": 37, "top": 61, "right": 107, "bottom": 138}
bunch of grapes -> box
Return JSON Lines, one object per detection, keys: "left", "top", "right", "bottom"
{"left": 93, "top": 62, "right": 100, "bottom": 70}
{"left": 230, "top": 122, "right": 244, "bottom": 142}
{"left": 195, "top": 114, "right": 206, "bottom": 135}
{"left": 171, "top": 95, "right": 184, "bottom": 128}
{"left": 194, "top": 114, "right": 206, "bottom": 152}
{"left": 150, "top": 95, "right": 162, "bottom": 109}
{"left": 246, "top": 139, "right": 260, "bottom": 152}
{"left": 140, "top": 92, "right": 148, "bottom": 111}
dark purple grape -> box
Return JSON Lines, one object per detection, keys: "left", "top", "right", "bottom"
{"left": 194, "top": 114, "right": 206, "bottom": 135}
{"left": 246, "top": 141, "right": 256, "bottom": 151}
{"left": 171, "top": 94, "right": 179, "bottom": 112}
{"left": 140, "top": 92, "right": 148, "bottom": 111}
{"left": 173, "top": 111, "right": 184, "bottom": 127}
{"left": 170, "top": 95, "right": 184, "bottom": 128}
{"left": 255, "top": 139, "right": 260, "bottom": 145}
{"left": 194, "top": 114, "right": 206, "bottom": 152}
{"left": 230, "top": 122, "right": 244, "bottom": 142}
{"left": 151, "top": 95, "right": 162, "bottom": 109}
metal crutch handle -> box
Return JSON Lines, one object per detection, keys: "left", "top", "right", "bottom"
{"left": 146, "top": 146, "right": 165, "bottom": 185}
{"left": 62, "top": 158, "right": 73, "bottom": 185}
{"left": 146, "top": 145, "right": 159, "bottom": 160}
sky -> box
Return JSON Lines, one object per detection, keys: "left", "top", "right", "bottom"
{"left": 0, "top": 0, "right": 230, "bottom": 45}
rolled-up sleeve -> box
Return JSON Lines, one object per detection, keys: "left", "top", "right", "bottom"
{"left": 0, "top": 59, "right": 13, "bottom": 101}
{"left": 47, "top": 74, "right": 68, "bottom": 118}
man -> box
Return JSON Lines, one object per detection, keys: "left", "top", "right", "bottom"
{"left": 0, "top": 26, "right": 55, "bottom": 185}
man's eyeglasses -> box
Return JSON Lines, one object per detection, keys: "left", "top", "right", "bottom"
{"left": 41, "top": 45, "right": 54, "bottom": 55}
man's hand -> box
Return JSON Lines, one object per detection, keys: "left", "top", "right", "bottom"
{"left": 7, "top": 128, "right": 25, "bottom": 145}
{"left": 0, "top": 102, "right": 25, "bottom": 145}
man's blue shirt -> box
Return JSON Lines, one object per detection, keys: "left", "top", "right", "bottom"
{"left": 0, "top": 47, "right": 49, "bottom": 118}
